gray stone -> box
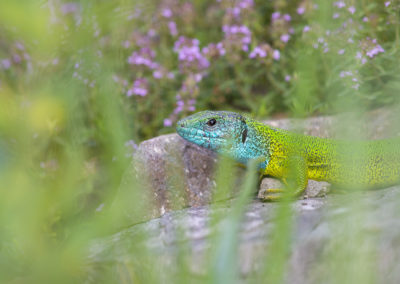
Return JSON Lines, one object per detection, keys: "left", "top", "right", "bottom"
{"left": 94, "top": 109, "right": 400, "bottom": 282}
{"left": 89, "top": 185, "right": 400, "bottom": 283}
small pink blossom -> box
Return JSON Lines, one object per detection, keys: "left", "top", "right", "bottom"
{"left": 334, "top": 1, "right": 346, "bottom": 8}
{"left": 127, "top": 78, "right": 148, "bottom": 97}
{"left": 297, "top": 7, "right": 305, "bottom": 15}
{"left": 153, "top": 70, "right": 163, "bottom": 79}
{"left": 2, "top": 59, "right": 11, "bottom": 69}
{"left": 385, "top": 1, "right": 390, "bottom": 7}
{"left": 348, "top": 6, "right": 356, "bottom": 14}
{"left": 273, "top": 50, "right": 280, "bottom": 60}
{"left": 249, "top": 46, "right": 267, "bottom": 58}
{"left": 283, "top": 14, "right": 291, "bottom": 21}
{"left": 303, "top": 26, "right": 310, "bottom": 33}
{"left": 280, "top": 34, "right": 290, "bottom": 43}
{"left": 162, "top": 8, "right": 172, "bottom": 18}
{"left": 163, "top": 118, "right": 173, "bottom": 127}
{"left": 168, "top": 21, "right": 178, "bottom": 36}
{"left": 338, "top": 49, "right": 345, "bottom": 55}
{"left": 285, "top": 75, "right": 291, "bottom": 82}
{"left": 271, "top": 12, "right": 281, "bottom": 20}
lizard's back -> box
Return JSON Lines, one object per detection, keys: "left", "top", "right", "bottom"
{"left": 264, "top": 126, "right": 400, "bottom": 189}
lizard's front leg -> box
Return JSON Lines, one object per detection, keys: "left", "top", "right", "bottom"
{"left": 259, "top": 155, "right": 308, "bottom": 201}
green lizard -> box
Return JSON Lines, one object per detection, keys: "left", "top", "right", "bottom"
{"left": 176, "top": 110, "right": 400, "bottom": 200}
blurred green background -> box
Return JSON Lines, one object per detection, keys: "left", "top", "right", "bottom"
{"left": 0, "top": 0, "right": 399, "bottom": 282}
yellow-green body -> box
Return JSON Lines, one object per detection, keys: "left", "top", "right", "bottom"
{"left": 255, "top": 119, "right": 400, "bottom": 190}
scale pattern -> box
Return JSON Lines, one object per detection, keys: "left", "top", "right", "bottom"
{"left": 176, "top": 110, "right": 400, "bottom": 191}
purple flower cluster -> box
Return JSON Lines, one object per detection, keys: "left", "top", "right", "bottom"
{"left": 249, "top": 46, "right": 267, "bottom": 58}
{"left": 128, "top": 47, "right": 158, "bottom": 69}
{"left": 202, "top": 42, "right": 226, "bottom": 57}
{"left": 339, "top": 70, "right": 360, "bottom": 90}
{"left": 271, "top": 12, "right": 292, "bottom": 22}
{"left": 365, "top": 40, "right": 385, "bottom": 58}
{"left": 174, "top": 94, "right": 196, "bottom": 114}
{"left": 222, "top": 25, "right": 251, "bottom": 51}
{"left": 127, "top": 78, "right": 148, "bottom": 97}
{"left": 61, "top": 2, "right": 80, "bottom": 15}
{"left": 168, "top": 21, "right": 178, "bottom": 36}
{"left": 173, "top": 36, "right": 210, "bottom": 73}
{"left": 225, "top": 0, "right": 254, "bottom": 18}
{"left": 163, "top": 84, "right": 198, "bottom": 127}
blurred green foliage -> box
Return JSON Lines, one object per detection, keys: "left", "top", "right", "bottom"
{"left": 0, "top": 0, "right": 399, "bottom": 282}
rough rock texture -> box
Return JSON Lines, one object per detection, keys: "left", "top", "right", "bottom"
{"left": 90, "top": 109, "right": 400, "bottom": 282}
{"left": 90, "top": 186, "right": 400, "bottom": 283}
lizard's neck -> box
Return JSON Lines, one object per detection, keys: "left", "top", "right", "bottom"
{"left": 230, "top": 119, "right": 272, "bottom": 168}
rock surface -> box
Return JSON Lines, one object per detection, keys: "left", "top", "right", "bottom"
{"left": 95, "top": 109, "right": 400, "bottom": 282}
{"left": 90, "top": 186, "right": 400, "bottom": 283}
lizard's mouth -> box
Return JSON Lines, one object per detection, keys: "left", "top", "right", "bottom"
{"left": 176, "top": 125, "right": 225, "bottom": 149}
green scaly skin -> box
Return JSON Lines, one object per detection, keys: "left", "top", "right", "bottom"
{"left": 176, "top": 110, "right": 400, "bottom": 200}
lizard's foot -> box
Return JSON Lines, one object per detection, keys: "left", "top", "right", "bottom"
{"left": 258, "top": 188, "right": 285, "bottom": 202}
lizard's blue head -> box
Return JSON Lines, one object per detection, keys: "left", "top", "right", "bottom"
{"left": 176, "top": 110, "right": 252, "bottom": 163}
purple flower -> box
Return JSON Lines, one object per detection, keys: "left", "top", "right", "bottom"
{"left": 148, "top": 29, "right": 156, "bottom": 37}
{"left": 61, "top": 2, "right": 80, "bottom": 14}
{"left": 15, "top": 42, "right": 25, "bottom": 51}
{"left": 334, "top": 1, "right": 346, "bottom": 8}
{"left": 128, "top": 48, "right": 157, "bottom": 69}
{"left": 227, "top": 7, "right": 241, "bottom": 18}
{"left": 338, "top": 49, "right": 345, "bottom": 55}
{"left": 173, "top": 37, "right": 210, "bottom": 72}
{"left": 297, "top": 7, "right": 305, "bottom": 15}
{"left": 361, "top": 38, "right": 385, "bottom": 59}
{"left": 348, "top": 6, "right": 356, "bottom": 14}
{"left": 163, "top": 118, "right": 173, "bottom": 127}
{"left": 153, "top": 70, "right": 163, "bottom": 79}
{"left": 222, "top": 25, "right": 252, "bottom": 52}
{"left": 125, "top": 140, "right": 138, "bottom": 150}
{"left": 273, "top": 50, "right": 280, "bottom": 60}
{"left": 280, "top": 34, "right": 290, "bottom": 43}
{"left": 168, "top": 21, "right": 178, "bottom": 36}
{"left": 202, "top": 43, "right": 225, "bottom": 57}
{"left": 385, "top": 1, "right": 390, "bottom": 7}
{"left": 366, "top": 45, "right": 384, "bottom": 58}
{"left": 285, "top": 75, "right": 291, "bottom": 82}
{"left": 363, "top": 16, "right": 369, "bottom": 22}
{"left": 333, "top": 13, "right": 340, "bottom": 19}
{"left": 249, "top": 46, "right": 267, "bottom": 58}
{"left": 162, "top": 8, "right": 172, "bottom": 18}
{"left": 127, "top": 78, "right": 148, "bottom": 97}
{"left": 216, "top": 42, "right": 226, "bottom": 56}
{"left": 303, "top": 25, "right": 311, "bottom": 32}
{"left": 283, "top": 14, "right": 291, "bottom": 21}
{"left": 1, "top": 59, "right": 11, "bottom": 69}
{"left": 238, "top": 0, "right": 254, "bottom": 9}
{"left": 271, "top": 12, "right": 281, "bottom": 20}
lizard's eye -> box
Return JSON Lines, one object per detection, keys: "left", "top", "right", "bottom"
{"left": 207, "top": 118, "right": 217, "bottom": 127}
